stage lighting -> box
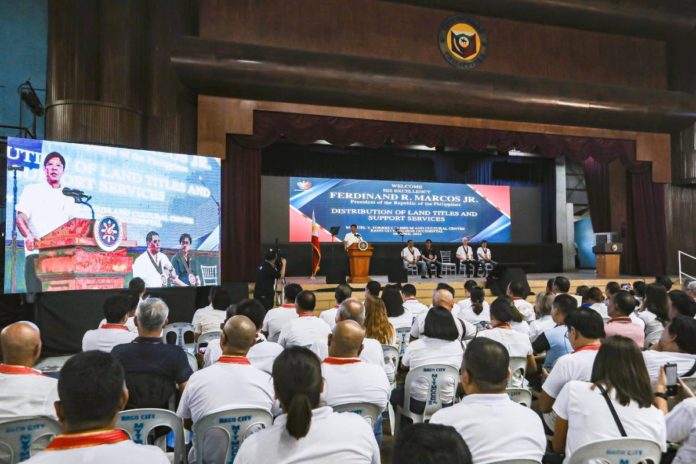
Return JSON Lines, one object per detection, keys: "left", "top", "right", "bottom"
{"left": 18, "top": 81, "right": 44, "bottom": 117}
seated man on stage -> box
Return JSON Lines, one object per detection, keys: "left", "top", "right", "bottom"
{"left": 477, "top": 240, "right": 495, "bottom": 277}
{"left": 421, "top": 239, "right": 442, "bottom": 279}
{"left": 456, "top": 237, "right": 476, "bottom": 277}
{"left": 401, "top": 240, "right": 427, "bottom": 279}
{"left": 132, "top": 231, "right": 186, "bottom": 288}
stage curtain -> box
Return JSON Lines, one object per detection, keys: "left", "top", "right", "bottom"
{"left": 226, "top": 111, "right": 665, "bottom": 279}
{"left": 222, "top": 138, "right": 262, "bottom": 282}
{"left": 582, "top": 157, "right": 611, "bottom": 233}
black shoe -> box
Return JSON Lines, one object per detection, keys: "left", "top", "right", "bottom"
{"left": 436, "top": 275, "right": 442, "bottom": 278}
{"left": 421, "top": 275, "right": 427, "bottom": 279}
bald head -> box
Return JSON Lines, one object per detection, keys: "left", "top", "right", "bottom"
{"left": 220, "top": 315, "right": 257, "bottom": 355}
{"left": 1, "top": 321, "right": 41, "bottom": 366}
{"left": 434, "top": 289, "right": 455, "bottom": 311}
{"left": 337, "top": 298, "right": 366, "bottom": 326}
{"left": 328, "top": 320, "right": 365, "bottom": 358}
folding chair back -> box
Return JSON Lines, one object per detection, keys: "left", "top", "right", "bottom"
{"left": 568, "top": 438, "right": 662, "bottom": 464}
{"left": 439, "top": 251, "right": 457, "bottom": 275}
{"left": 192, "top": 407, "right": 273, "bottom": 464}
{"left": 396, "top": 327, "right": 411, "bottom": 358}
{"left": 0, "top": 416, "right": 61, "bottom": 463}
{"left": 200, "top": 265, "right": 219, "bottom": 286}
{"left": 162, "top": 322, "right": 195, "bottom": 348}
{"left": 508, "top": 356, "right": 528, "bottom": 388}
{"left": 117, "top": 408, "right": 185, "bottom": 464}
{"left": 505, "top": 388, "right": 533, "bottom": 408}
{"left": 332, "top": 403, "right": 382, "bottom": 426}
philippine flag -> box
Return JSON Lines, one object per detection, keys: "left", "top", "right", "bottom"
{"left": 311, "top": 210, "right": 321, "bottom": 277}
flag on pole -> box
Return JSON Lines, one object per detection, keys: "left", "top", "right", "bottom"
{"left": 311, "top": 210, "right": 321, "bottom": 277}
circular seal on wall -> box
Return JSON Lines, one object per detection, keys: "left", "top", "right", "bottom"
{"left": 94, "top": 216, "right": 123, "bottom": 252}
{"left": 438, "top": 16, "right": 487, "bottom": 69}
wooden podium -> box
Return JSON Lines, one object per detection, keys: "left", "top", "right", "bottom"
{"left": 347, "top": 243, "right": 373, "bottom": 283}
{"left": 34, "top": 218, "right": 137, "bottom": 292}
{"left": 595, "top": 254, "right": 621, "bottom": 278}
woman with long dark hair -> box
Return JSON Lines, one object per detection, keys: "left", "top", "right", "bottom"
{"left": 383, "top": 287, "right": 413, "bottom": 330}
{"left": 638, "top": 283, "right": 669, "bottom": 334}
{"left": 552, "top": 336, "right": 666, "bottom": 460}
{"left": 235, "top": 347, "right": 379, "bottom": 463}
{"left": 457, "top": 286, "right": 490, "bottom": 325}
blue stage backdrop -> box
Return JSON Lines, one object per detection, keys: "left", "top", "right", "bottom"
{"left": 5, "top": 137, "right": 221, "bottom": 293}
{"left": 289, "top": 177, "right": 511, "bottom": 243}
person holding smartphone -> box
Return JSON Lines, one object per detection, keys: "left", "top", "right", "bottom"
{"left": 654, "top": 365, "right": 696, "bottom": 464}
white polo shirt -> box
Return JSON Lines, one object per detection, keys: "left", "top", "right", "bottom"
{"left": 402, "top": 336, "right": 463, "bottom": 404}
{"left": 456, "top": 300, "right": 491, "bottom": 324}
{"left": 320, "top": 305, "right": 339, "bottom": 329}
{"left": 0, "top": 364, "right": 58, "bottom": 420}
{"left": 511, "top": 320, "right": 531, "bottom": 337}
{"left": 589, "top": 302, "right": 609, "bottom": 320}
{"left": 278, "top": 314, "right": 331, "bottom": 348}
{"left": 193, "top": 308, "right": 226, "bottom": 336}
{"left": 401, "top": 246, "right": 421, "bottom": 263}
{"left": 542, "top": 346, "right": 600, "bottom": 399}
{"left": 666, "top": 397, "right": 696, "bottom": 464}
{"left": 235, "top": 406, "right": 379, "bottom": 464}
{"left": 389, "top": 312, "right": 414, "bottom": 331}
{"left": 23, "top": 430, "right": 169, "bottom": 464}
{"left": 477, "top": 327, "right": 533, "bottom": 387}
{"left": 82, "top": 324, "right": 137, "bottom": 352}
{"left": 430, "top": 393, "right": 546, "bottom": 464}
{"left": 411, "top": 309, "right": 476, "bottom": 340}
{"left": 403, "top": 298, "right": 429, "bottom": 318}
{"left": 637, "top": 310, "right": 665, "bottom": 335}
{"left": 630, "top": 311, "right": 646, "bottom": 331}
{"left": 203, "top": 338, "right": 282, "bottom": 374}
{"left": 99, "top": 316, "right": 137, "bottom": 333}
{"left": 513, "top": 298, "right": 536, "bottom": 322}
{"left": 310, "top": 337, "right": 386, "bottom": 371}
{"left": 529, "top": 314, "right": 555, "bottom": 342}
{"left": 321, "top": 358, "right": 390, "bottom": 410}
{"left": 456, "top": 245, "right": 474, "bottom": 261}
{"left": 477, "top": 247, "right": 491, "bottom": 260}
{"left": 643, "top": 351, "right": 696, "bottom": 384}
{"left": 131, "top": 251, "right": 175, "bottom": 288}
{"left": 553, "top": 380, "right": 666, "bottom": 460}
{"left": 343, "top": 232, "right": 361, "bottom": 248}
{"left": 191, "top": 304, "right": 212, "bottom": 326}
{"left": 262, "top": 304, "right": 298, "bottom": 342}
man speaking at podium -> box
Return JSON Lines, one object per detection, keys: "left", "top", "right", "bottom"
{"left": 343, "top": 224, "right": 361, "bottom": 250}
{"left": 16, "top": 152, "right": 84, "bottom": 292}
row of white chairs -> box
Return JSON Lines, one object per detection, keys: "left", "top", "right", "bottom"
{"left": 0, "top": 411, "right": 663, "bottom": 464}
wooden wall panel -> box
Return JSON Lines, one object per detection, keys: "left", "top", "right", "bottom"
{"left": 666, "top": 185, "right": 696, "bottom": 274}
{"left": 199, "top": 0, "right": 667, "bottom": 90}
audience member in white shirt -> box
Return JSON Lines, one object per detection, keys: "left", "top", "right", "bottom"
{"left": 477, "top": 298, "right": 535, "bottom": 388}
{"left": 529, "top": 292, "right": 555, "bottom": 342}
{"left": 383, "top": 287, "right": 414, "bottom": 331}
{"left": 455, "top": 279, "right": 478, "bottom": 315}
{"left": 457, "top": 286, "right": 490, "bottom": 325}
{"left": 193, "top": 289, "right": 230, "bottom": 341}
{"left": 321, "top": 320, "right": 391, "bottom": 410}
{"left": 412, "top": 288, "right": 476, "bottom": 340}
{"left": 178, "top": 315, "right": 274, "bottom": 464}
{"left": 204, "top": 299, "right": 283, "bottom": 374}
{"left": 24, "top": 351, "right": 169, "bottom": 464}
{"left": 191, "top": 286, "right": 215, "bottom": 329}
{"left": 98, "top": 292, "right": 139, "bottom": 333}
{"left": 82, "top": 295, "right": 137, "bottom": 352}
{"left": 278, "top": 290, "right": 331, "bottom": 348}
{"left": 261, "top": 283, "right": 302, "bottom": 342}
{"left": 319, "top": 283, "right": 352, "bottom": 329}
{"left": 669, "top": 290, "right": 696, "bottom": 319}
{"left": 643, "top": 316, "right": 696, "bottom": 384}
{"left": 582, "top": 286, "right": 609, "bottom": 321}
{"left": 401, "top": 284, "right": 429, "bottom": 317}
{"left": 654, "top": 368, "right": 696, "bottom": 464}
{"left": 430, "top": 337, "right": 546, "bottom": 464}
{"left": 539, "top": 308, "right": 605, "bottom": 418}
{"left": 456, "top": 238, "right": 476, "bottom": 277}
{"left": 508, "top": 280, "right": 536, "bottom": 322}
{"left": 552, "top": 336, "right": 666, "bottom": 461}
{"left": 637, "top": 283, "right": 669, "bottom": 335}
{"left": 391, "top": 306, "right": 464, "bottom": 414}
{"left": 393, "top": 423, "right": 473, "bottom": 464}
{"left": 553, "top": 275, "right": 583, "bottom": 307}
{"left": 310, "top": 298, "right": 386, "bottom": 371}
{"left": 0, "top": 321, "right": 58, "bottom": 420}
{"left": 235, "top": 347, "right": 380, "bottom": 464}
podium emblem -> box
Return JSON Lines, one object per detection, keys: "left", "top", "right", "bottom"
{"left": 94, "top": 216, "right": 123, "bottom": 252}
{"left": 358, "top": 240, "right": 369, "bottom": 251}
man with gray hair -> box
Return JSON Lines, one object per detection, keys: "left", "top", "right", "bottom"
{"left": 112, "top": 297, "right": 193, "bottom": 409}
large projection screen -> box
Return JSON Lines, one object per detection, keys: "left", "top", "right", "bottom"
{"left": 5, "top": 137, "right": 221, "bottom": 293}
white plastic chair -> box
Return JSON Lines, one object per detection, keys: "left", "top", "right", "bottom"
{"left": 382, "top": 345, "right": 399, "bottom": 386}
{"left": 195, "top": 331, "right": 222, "bottom": 353}
{"left": 192, "top": 407, "right": 273, "bottom": 464}
{"left": 394, "top": 364, "right": 460, "bottom": 435}
{"left": 508, "top": 356, "right": 528, "bottom": 388}
{"left": 567, "top": 438, "right": 662, "bottom": 464}
{"left": 116, "top": 408, "right": 185, "bottom": 464}
{"left": 162, "top": 322, "right": 195, "bottom": 349}
{"left": 644, "top": 330, "right": 663, "bottom": 349}
{"left": 34, "top": 355, "right": 73, "bottom": 378}
{"left": 407, "top": 264, "right": 419, "bottom": 276}
{"left": 332, "top": 403, "right": 382, "bottom": 427}
{"left": 396, "top": 327, "right": 411, "bottom": 358}
{"left": 200, "top": 265, "right": 218, "bottom": 286}
{"left": 439, "top": 251, "right": 457, "bottom": 276}
{"left": 505, "top": 388, "right": 533, "bottom": 408}
{"left": 0, "top": 416, "right": 62, "bottom": 463}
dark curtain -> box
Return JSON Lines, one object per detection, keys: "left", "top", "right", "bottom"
{"left": 582, "top": 157, "right": 611, "bottom": 233}
{"left": 225, "top": 111, "right": 665, "bottom": 280}
{"left": 222, "top": 138, "right": 262, "bottom": 282}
